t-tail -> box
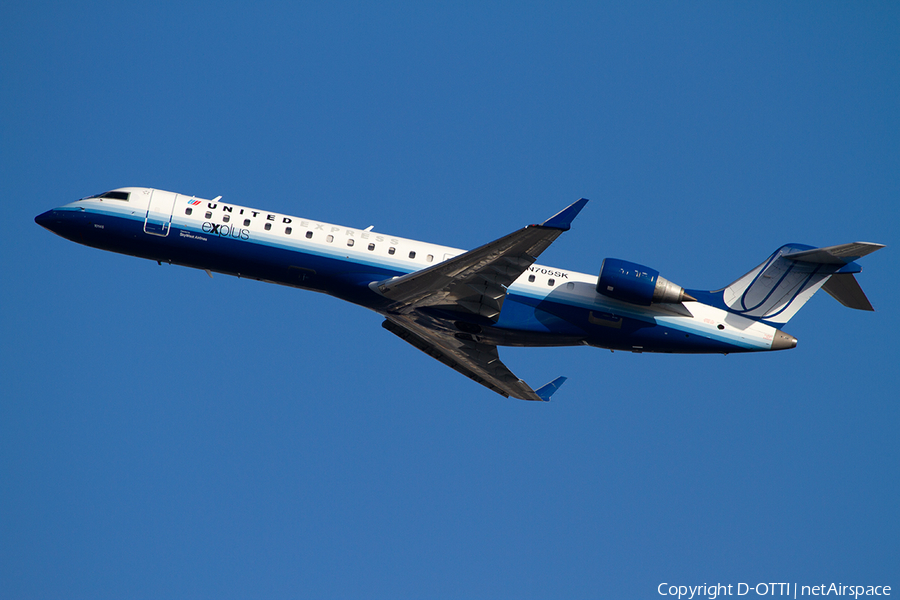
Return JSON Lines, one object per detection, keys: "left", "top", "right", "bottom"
{"left": 707, "top": 242, "right": 884, "bottom": 325}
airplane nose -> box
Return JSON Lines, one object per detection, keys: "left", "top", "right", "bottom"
{"left": 35, "top": 209, "right": 76, "bottom": 239}
{"left": 35, "top": 209, "right": 57, "bottom": 231}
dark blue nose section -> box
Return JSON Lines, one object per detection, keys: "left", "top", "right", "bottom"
{"left": 35, "top": 209, "right": 59, "bottom": 232}
{"left": 35, "top": 208, "right": 83, "bottom": 242}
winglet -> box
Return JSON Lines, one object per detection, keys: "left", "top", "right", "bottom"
{"left": 535, "top": 376, "right": 567, "bottom": 402}
{"left": 539, "top": 198, "right": 589, "bottom": 231}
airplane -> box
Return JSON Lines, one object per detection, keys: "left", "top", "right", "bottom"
{"left": 35, "top": 187, "right": 883, "bottom": 401}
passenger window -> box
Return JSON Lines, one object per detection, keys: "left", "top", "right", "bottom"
{"left": 265, "top": 223, "right": 271, "bottom": 231}
{"left": 426, "top": 254, "right": 433, "bottom": 262}
{"left": 205, "top": 211, "right": 212, "bottom": 219}
{"left": 285, "top": 227, "right": 292, "bottom": 235}
{"left": 326, "top": 235, "right": 334, "bottom": 243}
{"left": 368, "top": 243, "right": 375, "bottom": 251}
{"left": 185, "top": 208, "right": 192, "bottom": 215}
{"left": 305, "top": 231, "right": 313, "bottom": 239}
{"left": 223, "top": 215, "right": 230, "bottom": 223}
{"left": 347, "top": 238, "right": 354, "bottom": 247}
{"left": 409, "top": 251, "right": 416, "bottom": 259}
{"left": 548, "top": 279, "right": 555, "bottom": 286}
{"left": 528, "top": 274, "right": 535, "bottom": 283}
{"left": 243, "top": 219, "right": 251, "bottom": 226}
{"left": 388, "top": 247, "right": 396, "bottom": 255}
{"left": 567, "top": 282, "right": 575, "bottom": 290}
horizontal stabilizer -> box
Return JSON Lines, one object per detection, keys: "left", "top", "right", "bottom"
{"left": 822, "top": 274, "right": 875, "bottom": 311}
{"left": 784, "top": 242, "right": 884, "bottom": 265}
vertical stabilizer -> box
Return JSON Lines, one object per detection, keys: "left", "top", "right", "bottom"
{"left": 721, "top": 242, "right": 883, "bottom": 324}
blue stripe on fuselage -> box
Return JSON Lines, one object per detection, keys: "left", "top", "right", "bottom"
{"left": 51, "top": 204, "right": 756, "bottom": 354}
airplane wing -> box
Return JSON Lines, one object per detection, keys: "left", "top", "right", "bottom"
{"left": 373, "top": 198, "right": 588, "bottom": 401}
{"left": 373, "top": 198, "right": 589, "bottom": 320}
{"left": 382, "top": 315, "right": 566, "bottom": 401}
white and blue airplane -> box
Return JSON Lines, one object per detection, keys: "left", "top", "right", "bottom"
{"left": 36, "top": 188, "right": 883, "bottom": 401}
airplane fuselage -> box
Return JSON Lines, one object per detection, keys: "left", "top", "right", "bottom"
{"left": 36, "top": 187, "right": 788, "bottom": 357}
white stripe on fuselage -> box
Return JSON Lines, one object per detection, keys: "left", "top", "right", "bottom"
{"left": 66, "top": 187, "right": 780, "bottom": 351}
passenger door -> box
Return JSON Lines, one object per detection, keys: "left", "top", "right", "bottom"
{"left": 144, "top": 189, "right": 177, "bottom": 236}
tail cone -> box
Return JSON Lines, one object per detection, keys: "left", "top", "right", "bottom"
{"left": 771, "top": 330, "right": 798, "bottom": 350}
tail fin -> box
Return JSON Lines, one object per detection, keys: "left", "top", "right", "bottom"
{"left": 720, "top": 242, "right": 884, "bottom": 324}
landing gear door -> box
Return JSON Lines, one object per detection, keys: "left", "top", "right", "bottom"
{"left": 144, "top": 189, "right": 177, "bottom": 236}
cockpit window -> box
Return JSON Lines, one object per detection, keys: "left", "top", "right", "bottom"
{"left": 85, "top": 190, "right": 130, "bottom": 201}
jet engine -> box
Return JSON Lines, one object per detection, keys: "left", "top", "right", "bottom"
{"left": 596, "top": 258, "right": 695, "bottom": 305}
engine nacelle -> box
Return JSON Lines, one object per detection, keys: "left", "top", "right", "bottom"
{"left": 596, "top": 258, "right": 694, "bottom": 305}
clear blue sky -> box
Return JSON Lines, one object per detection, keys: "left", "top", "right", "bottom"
{"left": 2, "top": 2, "right": 897, "bottom": 599}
